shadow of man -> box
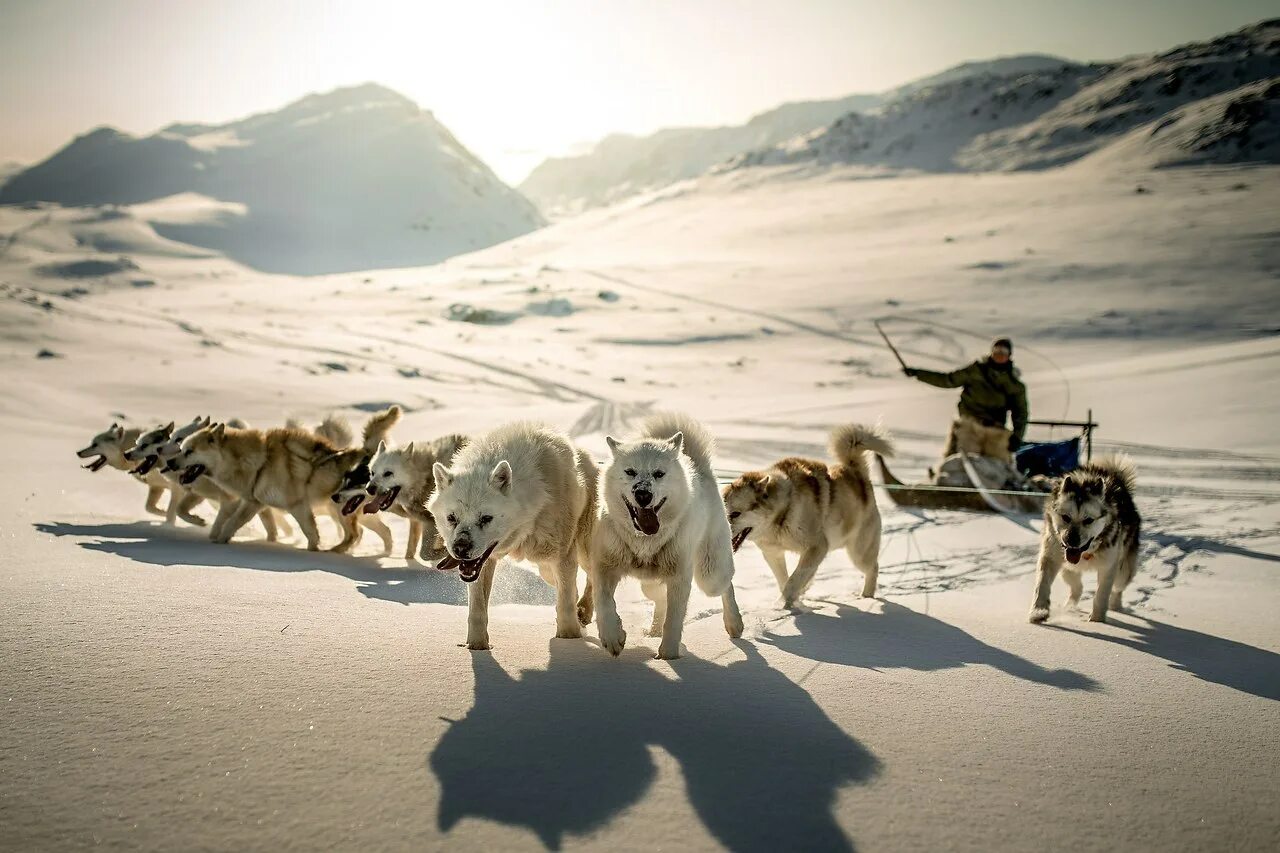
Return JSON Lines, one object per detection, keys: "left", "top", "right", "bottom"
{"left": 760, "top": 601, "right": 1098, "bottom": 692}
{"left": 1054, "top": 615, "right": 1280, "bottom": 701}
{"left": 430, "top": 640, "right": 879, "bottom": 851}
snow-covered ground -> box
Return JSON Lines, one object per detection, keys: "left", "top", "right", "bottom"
{"left": 1, "top": 157, "right": 1278, "bottom": 850}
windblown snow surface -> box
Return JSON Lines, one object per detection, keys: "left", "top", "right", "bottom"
{"left": 1, "top": 152, "right": 1278, "bottom": 850}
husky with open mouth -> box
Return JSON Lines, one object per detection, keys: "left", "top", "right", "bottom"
{"left": 590, "top": 413, "right": 744, "bottom": 660}
{"left": 170, "top": 407, "right": 401, "bottom": 552}
{"left": 77, "top": 422, "right": 180, "bottom": 518}
{"left": 1030, "top": 456, "right": 1140, "bottom": 624}
{"left": 356, "top": 433, "right": 468, "bottom": 561}
{"left": 129, "top": 416, "right": 290, "bottom": 539}
{"left": 428, "top": 423, "right": 597, "bottom": 651}
{"left": 721, "top": 423, "right": 892, "bottom": 608}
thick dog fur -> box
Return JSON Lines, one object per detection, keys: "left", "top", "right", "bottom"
{"left": 173, "top": 407, "right": 400, "bottom": 552}
{"left": 360, "top": 433, "right": 468, "bottom": 561}
{"left": 123, "top": 418, "right": 286, "bottom": 539}
{"left": 1029, "top": 456, "right": 1141, "bottom": 624}
{"left": 428, "top": 423, "right": 597, "bottom": 650}
{"left": 722, "top": 423, "right": 892, "bottom": 607}
{"left": 591, "top": 413, "right": 744, "bottom": 660}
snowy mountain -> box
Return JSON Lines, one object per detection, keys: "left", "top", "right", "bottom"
{"left": 518, "top": 93, "right": 883, "bottom": 216}
{"left": 0, "top": 84, "right": 543, "bottom": 274}
{"left": 0, "top": 161, "right": 24, "bottom": 188}
{"left": 732, "top": 19, "right": 1280, "bottom": 173}
{"left": 518, "top": 55, "right": 1075, "bottom": 216}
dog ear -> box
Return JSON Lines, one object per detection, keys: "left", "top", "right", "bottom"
{"left": 490, "top": 460, "right": 513, "bottom": 495}
{"left": 109, "top": 422, "right": 121, "bottom": 435}
{"left": 605, "top": 436, "right": 621, "bottom": 457}
{"left": 403, "top": 441, "right": 415, "bottom": 454}
{"left": 433, "top": 462, "right": 453, "bottom": 487}
{"left": 667, "top": 431, "right": 684, "bottom": 456}
{"left": 211, "top": 422, "right": 226, "bottom": 441}
{"left": 374, "top": 440, "right": 386, "bottom": 458}
{"left": 163, "top": 421, "right": 174, "bottom": 435}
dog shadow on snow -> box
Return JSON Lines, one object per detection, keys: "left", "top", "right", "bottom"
{"left": 33, "top": 520, "right": 555, "bottom": 608}
{"left": 761, "top": 601, "right": 1099, "bottom": 692}
{"left": 1052, "top": 615, "right": 1280, "bottom": 702}
{"left": 430, "top": 640, "right": 879, "bottom": 852}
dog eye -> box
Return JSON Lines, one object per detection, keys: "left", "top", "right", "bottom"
{"left": 624, "top": 468, "right": 637, "bottom": 477}
{"left": 383, "top": 471, "right": 392, "bottom": 478}
{"left": 729, "top": 511, "right": 741, "bottom": 520}
{"left": 1082, "top": 517, "right": 1094, "bottom": 526}
{"left": 653, "top": 470, "right": 665, "bottom": 479}
{"left": 479, "top": 515, "right": 493, "bottom": 526}
{"left": 446, "top": 514, "right": 457, "bottom": 526}
{"left": 1060, "top": 513, "right": 1071, "bottom": 523}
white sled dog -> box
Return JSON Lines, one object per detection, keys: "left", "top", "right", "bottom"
{"left": 428, "top": 423, "right": 597, "bottom": 650}
{"left": 78, "top": 423, "right": 170, "bottom": 517}
{"left": 1030, "top": 456, "right": 1140, "bottom": 624}
{"left": 591, "top": 413, "right": 744, "bottom": 660}
{"left": 355, "top": 433, "right": 469, "bottom": 561}
{"left": 722, "top": 423, "right": 893, "bottom": 607}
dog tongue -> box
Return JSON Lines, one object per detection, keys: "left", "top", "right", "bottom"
{"left": 635, "top": 506, "right": 661, "bottom": 535}
{"left": 1065, "top": 547, "right": 1083, "bottom": 565}
{"left": 344, "top": 495, "right": 366, "bottom": 516}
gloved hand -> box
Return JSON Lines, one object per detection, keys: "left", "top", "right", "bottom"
{"left": 902, "top": 366, "right": 918, "bottom": 378}
{"left": 1008, "top": 435, "right": 1022, "bottom": 452}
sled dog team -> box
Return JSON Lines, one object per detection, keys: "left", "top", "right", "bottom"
{"left": 78, "top": 407, "right": 1140, "bottom": 657}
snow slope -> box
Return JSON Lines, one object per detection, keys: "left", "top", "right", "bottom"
{"left": 0, "top": 84, "right": 543, "bottom": 275}
{"left": 1, "top": 144, "right": 1278, "bottom": 848}
{"left": 520, "top": 56, "right": 1078, "bottom": 217}
{"left": 734, "top": 19, "right": 1280, "bottom": 173}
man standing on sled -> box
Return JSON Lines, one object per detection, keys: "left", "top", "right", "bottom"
{"left": 904, "top": 337, "right": 1028, "bottom": 464}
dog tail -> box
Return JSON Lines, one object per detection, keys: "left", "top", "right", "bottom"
{"left": 642, "top": 412, "right": 716, "bottom": 478}
{"left": 1086, "top": 454, "right": 1136, "bottom": 492}
{"left": 314, "top": 415, "right": 354, "bottom": 448}
{"left": 361, "top": 405, "right": 403, "bottom": 453}
{"left": 830, "top": 423, "right": 894, "bottom": 473}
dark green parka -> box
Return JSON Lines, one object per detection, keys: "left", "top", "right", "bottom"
{"left": 911, "top": 358, "right": 1029, "bottom": 442}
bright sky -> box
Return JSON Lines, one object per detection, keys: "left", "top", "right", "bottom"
{"left": 0, "top": 0, "right": 1272, "bottom": 184}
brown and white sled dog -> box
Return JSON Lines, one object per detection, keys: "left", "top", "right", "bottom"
{"left": 127, "top": 417, "right": 288, "bottom": 539}
{"left": 428, "top": 423, "right": 597, "bottom": 650}
{"left": 722, "top": 424, "right": 892, "bottom": 608}
{"left": 172, "top": 407, "right": 400, "bottom": 552}
{"left": 591, "top": 413, "right": 744, "bottom": 660}
{"left": 356, "top": 433, "right": 468, "bottom": 561}
{"left": 1030, "top": 457, "right": 1140, "bottom": 624}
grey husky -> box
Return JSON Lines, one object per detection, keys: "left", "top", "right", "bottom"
{"left": 1029, "top": 457, "right": 1140, "bottom": 624}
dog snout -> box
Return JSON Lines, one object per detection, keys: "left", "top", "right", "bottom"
{"left": 633, "top": 488, "right": 653, "bottom": 508}
{"left": 453, "top": 535, "right": 473, "bottom": 558}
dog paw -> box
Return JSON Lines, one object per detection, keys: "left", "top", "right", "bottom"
{"left": 654, "top": 643, "right": 682, "bottom": 661}
{"left": 576, "top": 604, "right": 593, "bottom": 627}
{"left": 724, "top": 615, "right": 745, "bottom": 639}
{"left": 1028, "top": 607, "right": 1050, "bottom": 624}
{"left": 1087, "top": 613, "right": 1108, "bottom": 624}
{"left": 555, "top": 625, "right": 583, "bottom": 640}
{"left": 645, "top": 624, "right": 664, "bottom": 638}
{"left": 465, "top": 637, "right": 491, "bottom": 651}
{"left": 600, "top": 629, "right": 627, "bottom": 657}
{"left": 184, "top": 516, "right": 208, "bottom": 527}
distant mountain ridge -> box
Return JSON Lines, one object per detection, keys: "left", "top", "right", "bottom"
{"left": 518, "top": 54, "right": 1075, "bottom": 215}
{"left": 0, "top": 83, "right": 543, "bottom": 274}
{"left": 731, "top": 19, "right": 1280, "bottom": 174}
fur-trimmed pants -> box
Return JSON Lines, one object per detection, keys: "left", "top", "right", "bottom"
{"left": 942, "top": 415, "right": 1013, "bottom": 463}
